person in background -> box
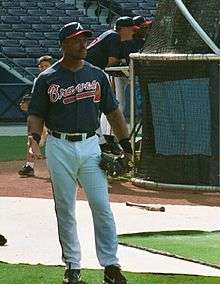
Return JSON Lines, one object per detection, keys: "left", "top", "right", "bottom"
{"left": 86, "top": 16, "right": 139, "bottom": 154}
{"left": 18, "top": 55, "right": 53, "bottom": 177}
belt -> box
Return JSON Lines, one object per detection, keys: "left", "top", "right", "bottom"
{"left": 48, "top": 130, "right": 95, "bottom": 142}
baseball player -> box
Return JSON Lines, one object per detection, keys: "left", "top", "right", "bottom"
{"left": 27, "top": 22, "right": 132, "bottom": 284}
{"left": 18, "top": 55, "right": 53, "bottom": 177}
{"left": 86, "top": 16, "right": 139, "bottom": 154}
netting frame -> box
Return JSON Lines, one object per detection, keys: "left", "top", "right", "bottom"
{"left": 129, "top": 53, "right": 220, "bottom": 192}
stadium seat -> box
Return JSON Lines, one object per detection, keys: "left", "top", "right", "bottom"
{"left": 40, "top": 16, "right": 59, "bottom": 24}
{"left": 6, "top": 31, "right": 25, "bottom": 39}
{"left": 12, "top": 24, "right": 32, "bottom": 31}
{"left": 20, "top": 39, "right": 39, "bottom": 47}
{"left": 44, "top": 32, "right": 59, "bottom": 40}
{"left": 0, "top": 32, "right": 7, "bottom": 39}
{"left": 32, "top": 24, "right": 53, "bottom": 32}
{"left": 37, "top": 2, "right": 56, "bottom": 9}
{"left": 2, "top": 1, "right": 20, "bottom": 8}
{"left": 25, "top": 47, "right": 48, "bottom": 57}
{"left": 0, "top": 24, "right": 11, "bottom": 31}
{"left": 2, "top": 46, "right": 26, "bottom": 57}
{"left": 20, "top": 2, "right": 38, "bottom": 8}
{"left": 25, "top": 32, "right": 44, "bottom": 40}
{"left": 13, "top": 58, "right": 36, "bottom": 67}
{"left": 28, "top": 9, "right": 48, "bottom": 16}
{"left": 39, "top": 39, "right": 58, "bottom": 47}
{"left": 1, "top": 16, "right": 21, "bottom": 24}
{"left": 20, "top": 16, "right": 41, "bottom": 24}
{"left": 46, "top": 9, "right": 67, "bottom": 16}
{"left": 0, "top": 39, "right": 20, "bottom": 47}
{"left": 48, "top": 47, "right": 61, "bottom": 58}
{"left": 8, "top": 8, "right": 28, "bottom": 16}
{"left": 58, "top": 16, "right": 78, "bottom": 24}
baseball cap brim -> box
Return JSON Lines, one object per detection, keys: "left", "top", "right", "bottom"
{"left": 65, "top": 30, "right": 93, "bottom": 39}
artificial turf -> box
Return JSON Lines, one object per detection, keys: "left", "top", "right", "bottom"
{"left": 0, "top": 262, "right": 219, "bottom": 284}
{"left": 118, "top": 230, "right": 220, "bottom": 267}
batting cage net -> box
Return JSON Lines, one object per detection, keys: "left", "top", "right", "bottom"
{"left": 131, "top": 0, "right": 220, "bottom": 189}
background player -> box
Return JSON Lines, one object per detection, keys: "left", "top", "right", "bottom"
{"left": 27, "top": 22, "right": 132, "bottom": 284}
{"left": 18, "top": 55, "right": 53, "bottom": 177}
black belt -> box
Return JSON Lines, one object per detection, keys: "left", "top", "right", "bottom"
{"left": 48, "top": 130, "right": 95, "bottom": 142}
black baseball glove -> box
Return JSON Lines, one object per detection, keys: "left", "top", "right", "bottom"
{"left": 99, "top": 152, "right": 133, "bottom": 177}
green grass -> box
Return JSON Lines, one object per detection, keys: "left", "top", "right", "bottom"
{"left": 0, "top": 136, "right": 45, "bottom": 162}
{"left": 118, "top": 230, "right": 220, "bottom": 267}
{"left": 0, "top": 136, "right": 27, "bottom": 161}
{"left": 0, "top": 263, "right": 219, "bottom": 284}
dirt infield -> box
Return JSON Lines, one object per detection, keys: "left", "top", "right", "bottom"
{"left": 1, "top": 160, "right": 220, "bottom": 206}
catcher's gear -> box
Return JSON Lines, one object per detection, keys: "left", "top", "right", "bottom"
{"left": 100, "top": 152, "right": 133, "bottom": 177}
{"left": 0, "top": 234, "right": 7, "bottom": 246}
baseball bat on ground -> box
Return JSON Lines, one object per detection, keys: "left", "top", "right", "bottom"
{"left": 125, "top": 201, "right": 165, "bottom": 212}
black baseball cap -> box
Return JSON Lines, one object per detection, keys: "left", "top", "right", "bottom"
{"left": 59, "top": 22, "right": 92, "bottom": 42}
{"left": 115, "top": 16, "right": 139, "bottom": 30}
{"left": 133, "top": 16, "right": 153, "bottom": 27}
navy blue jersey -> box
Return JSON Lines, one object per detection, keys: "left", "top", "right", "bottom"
{"left": 86, "top": 30, "right": 121, "bottom": 69}
{"left": 119, "top": 38, "right": 145, "bottom": 64}
{"left": 28, "top": 61, "right": 118, "bottom": 133}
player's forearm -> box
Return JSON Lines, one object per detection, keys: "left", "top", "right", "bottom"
{"left": 106, "top": 108, "right": 129, "bottom": 141}
{"left": 27, "top": 114, "right": 44, "bottom": 137}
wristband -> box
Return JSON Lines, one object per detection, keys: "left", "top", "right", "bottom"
{"left": 119, "top": 138, "right": 132, "bottom": 154}
{"left": 29, "top": 132, "right": 41, "bottom": 144}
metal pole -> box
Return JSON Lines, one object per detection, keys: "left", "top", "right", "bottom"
{"left": 129, "top": 58, "right": 135, "bottom": 163}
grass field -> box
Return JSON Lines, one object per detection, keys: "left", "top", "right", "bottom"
{"left": 118, "top": 230, "right": 220, "bottom": 267}
{"left": 0, "top": 263, "right": 219, "bottom": 284}
{"left": 0, "top": 136, "right": 26, "bottom": 161}
{"left": 0, "top": 136, "right": 46, "bottom": 162}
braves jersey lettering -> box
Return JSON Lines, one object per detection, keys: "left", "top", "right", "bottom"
{"left": 48, "top": 80, "right": 101, "bottom": 104}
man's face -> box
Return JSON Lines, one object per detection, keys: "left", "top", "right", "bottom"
{"left": 61, "top": 34, "right": 88, "bottom": 59}
{"left": 38, "top": 61, "right": 51, "bottom": 72}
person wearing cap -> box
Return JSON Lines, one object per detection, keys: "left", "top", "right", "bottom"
{"left": 18, "top": 55, "right": 53, "bottom": 177}
{"left": 86, "top": 16, "right": 138, "bottom": 154}
{"left": 27, "top": 21, "right": 131, "bottom": 284}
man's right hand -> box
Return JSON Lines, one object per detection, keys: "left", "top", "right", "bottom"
{"left": 28, "top": 136, "right": 42, "bottom": 159}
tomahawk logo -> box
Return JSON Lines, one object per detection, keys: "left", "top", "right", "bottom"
{"left": 48, "top": 81, "right": 101, "bottom": 104}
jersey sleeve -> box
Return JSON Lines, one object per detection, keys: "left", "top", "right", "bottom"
{"left": 107, "top": 33, "right": 121, "bottom": 59}
{"left": 100, "top": 72, "right": 119, "bottom": 115}
{"left": 28, "top": 74, "right": 49, "bottom": 119}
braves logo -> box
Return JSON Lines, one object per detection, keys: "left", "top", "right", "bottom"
{"left": 48, "top": 80, "right": 101, "bottom": 104}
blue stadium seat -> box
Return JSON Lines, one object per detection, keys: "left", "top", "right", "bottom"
{"left": 2, "top": 46, "right": 26, "bottom": 57}
{"left": 1, "top": 16, "right": 21, "bottom": 24}
{"left": 40, "top": 16, "right": 59, "bottom": 24}
{"left": 20, "top": 2, "right": 38, "bottom": 8}
{"left": 78, "top": 16, "right": 98, "bottom": 24}
{"left": 25, "top": 47, "right": 48, "bottom": 57}
{"left": 51, "top": 24, "right": 63, "bottom": 31}
{"left": 20, "top": 16, "right": 41, "bottom": 24}
{"left": 58, "top": 16, "right": 78, "bottom": 24}
{"left": 0, "top": 32, "right": 7, "bottom": 39}
{"left": 0, "top": 39, "right": 20, "bottom": 47}
{"left": 25, "top": 32, "right": 44, "bottom": 40}
{"left": 44, "top": 32, "right": 59, "bottom": 40}
{"left": 8, "top": 8, "right": 28, "bottom": 16}
{"left": 66, "top": 10, "right": 84, "bottom": 17}
{"left": 6, "top": 31, "right": 25, "bottom": 39}
{"left": 39, "top": 39, "right": 58, "bottom": 47}
{"left": 20, "top": 39, "right": 39, "bottom": 47}
{"left": 28, "top": 9, "right": 47, "bottom": 16}
{"left": 48, "top": 47, "right": 61, "bottom": 58}
{"left": 47, "top": 10, "right": 67, "bottom": 16}
{"left": 37, "top": 2, "right": 56, "bottom": 9}
{"left": 13, "top": 58, "right": 36, "bottom": 67}
{"left": 0, "top": 24, "right": 11, "bottom": 31}
{"left": 12, "top": 24, "right": 32, "bottom": 31}
{"left": 2, "top": 1, "right": 20, "bottom": 8}
{"left": 32, "top": 24, "right": 53, "bottom": 32}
